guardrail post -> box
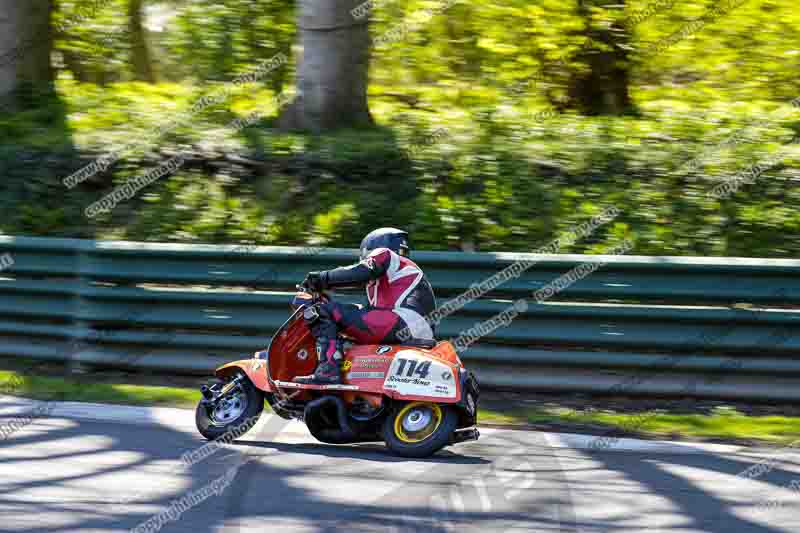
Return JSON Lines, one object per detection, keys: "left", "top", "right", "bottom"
{"left": 67, "top": 240, "right": 93, "bottom": 374}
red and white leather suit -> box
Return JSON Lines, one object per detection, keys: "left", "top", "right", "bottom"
{"left": 313, "top": 247, "right": 436, "bottom": 359}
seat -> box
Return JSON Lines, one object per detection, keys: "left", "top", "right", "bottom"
{"left": 400, "top": 338, "right": 437, "bottom": 349}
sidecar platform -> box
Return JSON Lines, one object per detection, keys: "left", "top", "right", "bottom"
{"left": 273, "top": 380, "right": 361, "bottom": 391}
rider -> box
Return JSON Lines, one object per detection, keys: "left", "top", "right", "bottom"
{"left": 294, "top": 227, "right": 436, "bottom": 385}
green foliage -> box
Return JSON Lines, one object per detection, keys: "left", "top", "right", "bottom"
{"left": 1, "top": 0, "right": 798, "bottom": 256}
{"left": 165, "top": 0, "right": 296, "bottom": 88}
{"left": 56, "top": 0, "right": 134, "bottom": 83}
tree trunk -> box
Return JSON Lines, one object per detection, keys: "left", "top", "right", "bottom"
{"left": 567, "top": 0, "right": 632, "bottom": 115}
{"left": 0, "top": 0, "right": 54, "bottom": 107}
{"left": 128, "top": 0, "right": 156, "bottom": 82}
{"left": 278, "top": 0, "right": 372, "bottom": 132}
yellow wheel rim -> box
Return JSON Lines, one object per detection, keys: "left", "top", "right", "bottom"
{"left": 393, "top": 402, "right": 443, "bottom": 444}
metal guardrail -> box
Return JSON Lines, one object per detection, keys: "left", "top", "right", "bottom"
{"left": 0, "top": 236, "right": 799, "bottom": 400}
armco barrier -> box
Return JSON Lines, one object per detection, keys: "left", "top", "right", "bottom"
{"left": 0, "top": 236, "right": 798, "bottom": 400}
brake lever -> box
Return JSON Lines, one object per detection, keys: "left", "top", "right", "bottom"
{"left": 296, "top": 284, "right": 324, "bottom": 303}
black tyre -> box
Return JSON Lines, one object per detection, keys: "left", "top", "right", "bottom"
{"left": 382, "top": 401, "right": 458, "bottom": 458}
{"left": 195, "top": 377, "right": 264, "bottom": 441}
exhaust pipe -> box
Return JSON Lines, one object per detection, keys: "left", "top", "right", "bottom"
{"left": 450, "top": 428, "right": 480, "bottom": 444}
{"left": 303, "top": 396, "right": 365, "bottom": 444}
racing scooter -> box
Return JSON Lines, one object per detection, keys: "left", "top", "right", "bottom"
{"left": 195, "top": 287, "right": 480, "bottom": 458}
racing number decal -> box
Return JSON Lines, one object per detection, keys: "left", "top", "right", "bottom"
{"left": 383, "top": 351, "right": 457, "bottom": 399}
{"left": 393, "top": 358, "right": 431, "bottom": 380}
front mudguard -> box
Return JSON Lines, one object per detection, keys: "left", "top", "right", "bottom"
{"left": 214, "top": 359, "right": 273, "bottom": 393}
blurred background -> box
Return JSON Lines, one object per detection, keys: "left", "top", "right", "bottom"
{"left": 0, "top": 0, "right": 798, "bottom": 257}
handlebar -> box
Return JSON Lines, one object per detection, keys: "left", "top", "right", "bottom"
{"left": 295, "top": 285, "right": 329, "bottom": 304}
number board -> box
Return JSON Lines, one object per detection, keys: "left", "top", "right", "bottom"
{"left": 383, "top": 351, "right": 457, "bottom": 399}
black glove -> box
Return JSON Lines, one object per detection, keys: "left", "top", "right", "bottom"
{"left": 302, "top": 271, "right": 327, "bottom": 291}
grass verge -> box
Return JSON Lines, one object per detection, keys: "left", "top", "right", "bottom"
{"left": 477, "top": 405, "right": 800, "bottom": 445}
{"left": 0, "top": 369, "right": 202, "bottom": 409}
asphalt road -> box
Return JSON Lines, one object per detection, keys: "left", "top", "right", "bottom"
{"left": 0, "top": 397, "right": 799, "bottom": 532}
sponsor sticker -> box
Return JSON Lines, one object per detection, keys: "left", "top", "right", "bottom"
{"left": 296, "top": 349, "right": 308, "bottom": 361}
{"left": 354, "top": 357, "right": 389, "bottom": 369}
{"left": 388, "top": 375, "right": 432, "bottom": 386}
{"left": 348, "top": 371, "right": 385, "bottom": 379}
{"left": 340, "top": 360, "right": 353, "bottom": 371}
{"left": 377, "top": 346, "right": 392, "bottom": 354}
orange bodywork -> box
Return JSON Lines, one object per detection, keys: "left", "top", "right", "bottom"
{"left": 215, "top": 305, "right": 464, "bottom": 407}
{"left": 344, "top": 342, "right": 462, "bottom": 404}
{"left": 429, "top": 341, "right": 462, "bottom": 366}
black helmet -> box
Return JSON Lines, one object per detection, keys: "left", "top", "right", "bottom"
{"left": 360, "top": 227, "right": 410, "bottom": 260}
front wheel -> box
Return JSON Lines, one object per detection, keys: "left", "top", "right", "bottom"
{"left": 382, "top": 401, "right": 458, "bottom": 458}
{"left": 196, "top": 376, "right": 264, "bottom": 440}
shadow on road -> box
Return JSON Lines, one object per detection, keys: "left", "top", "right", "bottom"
{"left": 0, "top": 405, "right": 796, "bottom": 532}
{"left": 232, "top": 438, "right": 491, "bottom": 465}
{"left": 583, "top": 446, "right": 799, "bottom": 532}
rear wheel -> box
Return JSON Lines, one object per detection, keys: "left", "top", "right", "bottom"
{"left": 382, "top": 401, "right": 458, "bottom": 458}
{"left": 196, "top": 376, "right": 264, "bottom": 440}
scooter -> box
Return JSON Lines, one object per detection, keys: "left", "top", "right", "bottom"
{"left": 195, "top": 287, "right": 480, "bottom": 458}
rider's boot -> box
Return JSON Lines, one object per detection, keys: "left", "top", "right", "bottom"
{"left": 294, "top": 338, "right": 342, "bottom": 385}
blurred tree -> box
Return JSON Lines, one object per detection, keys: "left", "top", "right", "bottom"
{"left": 128, "top": 0, "right": 156, "bottom": 82}
{"left": 166, "top": 0, "right": 295, "bottom": 86}
{"left": 55, "top": 0, "right": 125, "bottom": 85}
{"left": 567, "top": 0, "right": 632, "bottom": 115}
{"left": 278, "top": 0, "right": 372, "bottom": 131}
{"left": 0, "top": 0, "right": 55, "bottom": 106}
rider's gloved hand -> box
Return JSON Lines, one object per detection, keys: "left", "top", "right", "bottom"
{"left": 302, "top": 271, "right": 326, "bottom": 291}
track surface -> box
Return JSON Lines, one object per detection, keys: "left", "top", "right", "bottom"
{"left": 1, "top": 397, "right": 799, "bottom": 532}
